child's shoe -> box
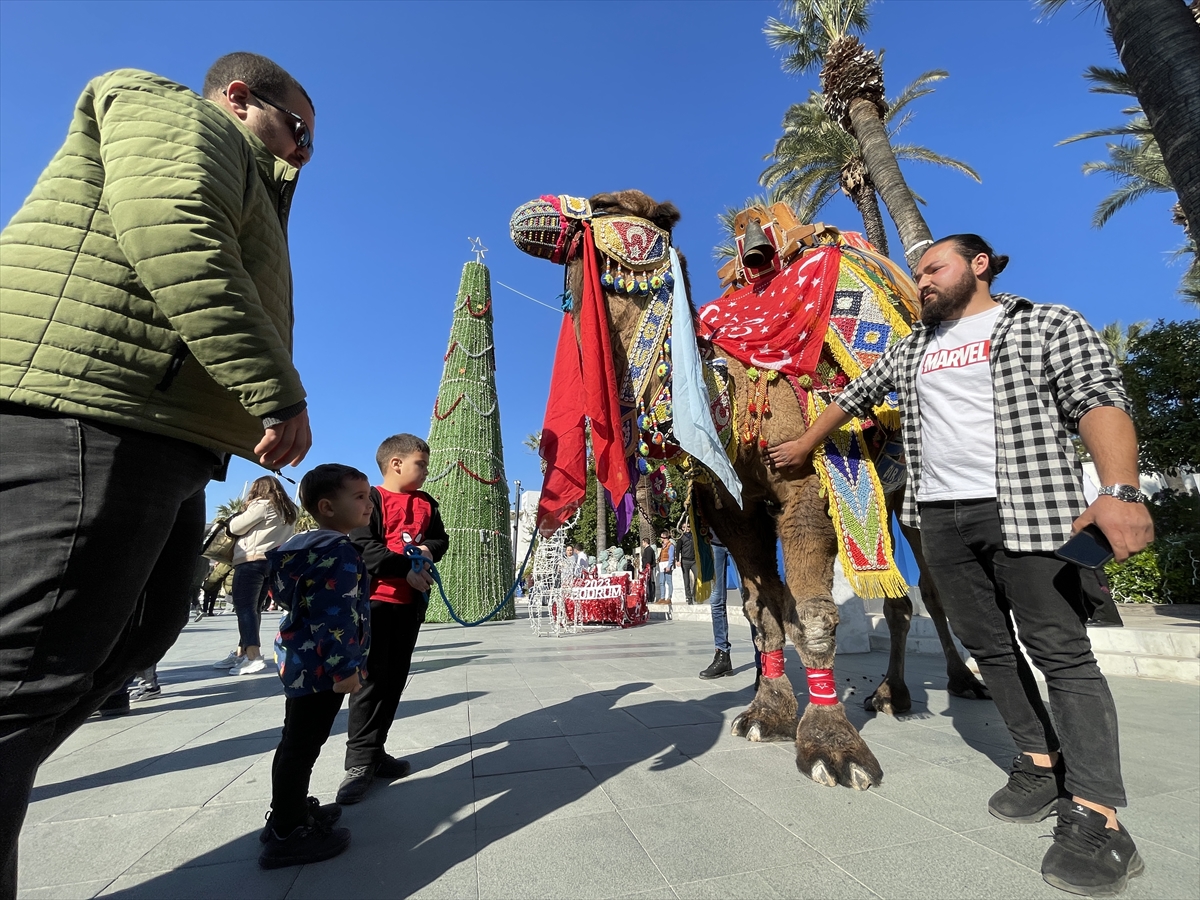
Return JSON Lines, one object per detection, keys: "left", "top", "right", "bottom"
{"left": 259, "top": 798, "right": 342, "bottom": 843}
{"left": 258, "top": 820, "right": 350, "bottom": 869}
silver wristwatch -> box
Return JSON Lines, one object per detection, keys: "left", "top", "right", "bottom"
{"left": 1098, "top": 483, "right": 1148, "bottom": 503}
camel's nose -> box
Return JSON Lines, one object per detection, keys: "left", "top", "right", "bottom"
{"left": 511, "top": 196, "right": 568, "bottom": 263}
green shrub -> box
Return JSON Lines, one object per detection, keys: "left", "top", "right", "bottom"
{"left": 1102, "top": 490, "right": 1200, "bottom": 603}
{"left": 1104, "top": 549, "right": 1162, "bottom": 603}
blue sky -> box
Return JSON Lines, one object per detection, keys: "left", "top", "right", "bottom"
{"left": 1, "top": 0, "right": 1193, "bottom": 519}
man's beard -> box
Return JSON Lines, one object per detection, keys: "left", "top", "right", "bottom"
{"left": 920, "top": 269, "right": 976, "bottom": 326}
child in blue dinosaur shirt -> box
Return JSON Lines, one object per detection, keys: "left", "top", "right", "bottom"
{"left": 258, "top": 464, "right": 373, "bottom": 870}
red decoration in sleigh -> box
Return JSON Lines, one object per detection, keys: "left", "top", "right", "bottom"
{"left": 561, "top": 570, "right": 649, "bottom": 628}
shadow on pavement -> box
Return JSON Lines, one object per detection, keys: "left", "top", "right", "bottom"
{"left": 104, "top": 683, "right": 726, "bottom": 897}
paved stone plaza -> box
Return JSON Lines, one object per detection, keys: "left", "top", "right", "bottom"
{"left": 18, "top": 609, "right": 1199, "bottom": 899}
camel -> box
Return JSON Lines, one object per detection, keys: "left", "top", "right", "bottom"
{"left": 511, "top": 190, "right": 986, "bottom": 788}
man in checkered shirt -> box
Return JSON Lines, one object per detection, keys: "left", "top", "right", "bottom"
{"left": 768, "top": 234, "right": 1154, "bottom": 898}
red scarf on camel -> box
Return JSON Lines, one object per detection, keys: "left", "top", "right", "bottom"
{"left": 537, "top": 222, "right": 630, "bottom": 535}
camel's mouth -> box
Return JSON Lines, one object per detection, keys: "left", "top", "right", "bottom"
{"left": 510, "top": 194, "right": 593, "bottom": 265}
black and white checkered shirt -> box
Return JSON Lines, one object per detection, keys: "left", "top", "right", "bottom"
{"left": 836, "top": 294, "right": 1130, "bottom": 552}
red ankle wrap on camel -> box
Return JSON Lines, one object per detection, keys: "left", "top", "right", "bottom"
{"left": 806, "top": 668, "right": 838, "bottom": 705}
{"left": 761, "top": 650, "right": 785, "bottom": 679}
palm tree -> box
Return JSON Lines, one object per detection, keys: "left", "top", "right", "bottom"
{"left": 1037, "top": 0, "right": 1200, "bottom": 248}
{"left": 1059, "top": 66, "right": 1198, "bottom": 305}
{"left": 214, "top": 495, "right": 247, "bottom": 521}
{"left": 760, "top": 72, "right": 980, "bottom": 256}
{"left": 765, "top": 0, "right": 936, "bottom": 268}
{"left": 1099, "top": 320, "right": 1147, "bottom": 364}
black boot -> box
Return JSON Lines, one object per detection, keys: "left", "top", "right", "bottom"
{"left": 699, "top": 649, "right": 733, "bottom": 679}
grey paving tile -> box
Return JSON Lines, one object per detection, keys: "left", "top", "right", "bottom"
{"left": 18, "top": 807, "right": 197, "bottom": 889}
{"left": 672, "top": 871, "right": 779, "bottom": 899}
{"left": 867, "top": 758, "right": 1001, "bottom": 833}
{"left": 125, "top": 799, "right": 267, "bottom": 873}
{"left": 50, "top": 757, "right": 257, "bottom": 820}
{"left": 621, "top": 796, "right": 819, "bottom": 884}
{"left": 833, "top": 834, "right": 1063, "bottom": 900}
{"left": 620, "top": 697, "right": 726, "bottom": 729}
{"left": 591, "top": 756, "right": 741, "bottom": 811}
{"left": 543, "top": 694, "right": 646, "bottom": 736}
{"left": 470, "top": 707, "right": 565, "bottom": 742}
{"left": 611, "top": 887, "right": 679, "bottom": 900}
{"left": 1121, "top": 791, "right": 1200, "bottom": 858}
{"left": 757, "top": 859, "right": 881, "bottom": 899}
{"left": 865, "top": 722, "right": 1016, "bottom": 768}
{"left": 474, "top": 765, "right": 614, "bottom": 828}
{"left": 476, "top": 811, "right": 663, "bottom": 899}
{"left": 98, "top": 860, "right": 298, "bottom": 898}
{"left": 471, "top": 736, "right": 582, "bottom": 776}
{"left": 342, "top": 774, "right": 477, "bottom": 840}
{"left": 287, "top": 830, "right": 478, "bottom": 899}
{"left": 17, "top": 879, "right": 113, "bottom": 900}
{"left": 1121, "top": 840, "right": 1200, "bottom": 900}
{"left": 743, "top": 783, "right": 953, "bottom": 858}
{"left": 690, "top": 743, "right": 804, "bottom": 796}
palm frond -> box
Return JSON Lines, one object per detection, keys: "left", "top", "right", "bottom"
{"left": 890, "top": 144, "right": 982, "bottom": 182}
{"left": 765, "top": 0, "right": 872, "bottom": 75}
{"left": 886, "top": 69, "right": 948, "bottom": 122}
{"left": 1090, "top": 179, "right": 1172, "bottom": 228}
{"left": 1082, "top": 65, "right": 1138, "bottom": 96}
{"left": 1034, "top": 0, "right": 1102, "bottom": 21}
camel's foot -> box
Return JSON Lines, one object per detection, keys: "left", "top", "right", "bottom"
{"left": 863, "top": 677, "right": 912, "bottom": 716}
{"left": 731, "top": 675, "right": 798, "bottom": 743}
{"left": 796, "top": 703, "right": 883, "bottom": 790}
{"left": 947, "top": 665, "right": 991, "bottom": 700}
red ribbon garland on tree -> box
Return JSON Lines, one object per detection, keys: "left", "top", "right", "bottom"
{"left": 463, "top": 293, "right": 492, "bottom": 318}
{"left": 457, "top": 460, "right": 500, "bottom": 485}
{"left": 433, "top": 394, "right": 464, "bottom": 420}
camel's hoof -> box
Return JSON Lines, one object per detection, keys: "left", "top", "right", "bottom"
{"left": 810, "top": 759, "right": 838, "bottom": 787}
{"left": 732, "top": 710, "right": 795, "bottom": 743}
{"left": 863, "top": 681, "right": 912, "bottom": 717}
{"left": 795, "top": 703, "right": 883, "bottom": 790}
{"left": 947, "top": 670, "right": 991, "bottom": 700}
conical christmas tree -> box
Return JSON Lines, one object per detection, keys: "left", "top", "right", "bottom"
{"left": 425, "top": 259, "right": 515, "bottom": 623}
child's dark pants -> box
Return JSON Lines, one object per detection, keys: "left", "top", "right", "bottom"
{"left": 344, "top": 600, "right": 424, "bottom": 769}
{"left": 271, "top": 691, "right": 346, "bottom": 832}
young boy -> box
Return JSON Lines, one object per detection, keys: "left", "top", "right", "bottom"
{"left": 258, "top": 464, "right": 373, "bottom": 869}
{"left": 338, "top": 434, "right": 446, "bottom": 804}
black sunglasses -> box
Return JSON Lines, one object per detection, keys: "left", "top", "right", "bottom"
{"left": 248, "top": 89, "right": 313, "bottom": 155}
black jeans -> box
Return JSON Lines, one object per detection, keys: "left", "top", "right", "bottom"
{"left": 680, "top": 561, "right": 696, "bottom": 603}
{"left": 272, "top": 691, "right": 346, "bottom": 832}
{"left": 232, "top": 559, "right": 270, "bottom": 648}
{"left": 344, "top": 600, "right": 424, "bottom": 769}
{"left": 919, "top": 498, "right": 1126, "bottom": 808}
{"left": 0, "top": 406, "right": 217, "bottom": 895}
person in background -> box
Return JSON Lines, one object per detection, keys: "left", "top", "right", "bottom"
{"left": 657, "top": 531, "right": 675, "bottom": 602}
{"left": 699, "top": 530, "right": 733, "bottom": 679}
{"left": 338, "top": 434, "right": 445, "bottom": 805}
{"left": 259, "top": 463, "right": 372, "bottom": 869}
{"left": 213, "top": 476, "right": 297, "bottom": 676}
{"left": 640, "top": 537, "right": 657, "bottom": 603}
{"left": 676, "top": 522, "right": 696, "bottom": 605}
{"left": 0, "top": 52, "right": 315, "bottom": 895}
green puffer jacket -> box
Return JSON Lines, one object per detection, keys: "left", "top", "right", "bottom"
{"left": 0, "top": 68, "right": 306, "bottom": 459}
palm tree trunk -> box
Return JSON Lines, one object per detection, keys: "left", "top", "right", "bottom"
{"left": 849, "top": 182, "right": 889, "bottom": 255}
{"left": 1102, "top": 0, "right": 1200, "bottom": 246}
{"left": 847, "top": 97, "right": 933, "bottom": 269}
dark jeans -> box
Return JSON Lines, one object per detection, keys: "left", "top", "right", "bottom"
{"left": 272, "top": 690, "right": 345, "bottom": 832}
{"left": 232, "top": 559, "right": 270, "bottom": 649}
{"left": 0, "top": 406, "right": 216, "bottom": 895}
{"left": 919, "top": 498, "right": 1126, "bottom": 808}
{"left": 344, "top": 600, "right": 424, "bottom": 769}
{"left": 709, "top": 547, "right": 730, "bottom": 653}
{"left": 680, "top": 561, "right": 696, "bottom": 603}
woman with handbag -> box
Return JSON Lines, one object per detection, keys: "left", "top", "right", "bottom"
{"left": 212, "top": 476, "right": 297, "bottom": 675}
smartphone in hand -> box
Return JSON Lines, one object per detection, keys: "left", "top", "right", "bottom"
{"left": 1055, "top": 525, "right": 1114, "bottom": 570}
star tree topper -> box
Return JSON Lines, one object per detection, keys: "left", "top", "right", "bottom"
{"left": 469, "top": 237, "right": 488, "bottom": 263}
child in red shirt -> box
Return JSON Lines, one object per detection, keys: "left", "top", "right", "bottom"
{"left": 337, "top": 434, "right": 447, "bottom": 804}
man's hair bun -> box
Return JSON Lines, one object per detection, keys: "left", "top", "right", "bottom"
{"left": 931, "top": 234, "right": 1008, "bottom": 284}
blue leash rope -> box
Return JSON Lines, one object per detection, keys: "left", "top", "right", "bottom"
{"left": 405, "top": 537, "right": 537, "bottom": 627}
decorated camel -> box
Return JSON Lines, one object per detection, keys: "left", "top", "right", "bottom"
{"left": 511, "top": 191, "right": 981, "bottom": 789}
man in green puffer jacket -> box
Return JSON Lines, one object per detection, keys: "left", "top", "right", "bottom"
{"left": 0, "top": 52, "right": 316, "bottom": 893}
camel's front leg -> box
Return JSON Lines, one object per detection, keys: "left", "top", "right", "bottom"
{"left": 778, "top": 480, "right": 882, "bottom": 790}
{"left": 863, "top": 593, "right": 913, "bottom": 716}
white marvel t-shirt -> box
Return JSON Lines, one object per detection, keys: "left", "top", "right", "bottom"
{"left": 916, "top": 305, "right": 1002, "bottom": 501}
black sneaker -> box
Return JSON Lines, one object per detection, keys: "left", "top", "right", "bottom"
{"left": 129, "top": 684, "right": 161, "bottom": 702}
{"left": 375, "top": 755, "right": 412, "bottom": 780}
{"left": 699, "top": 649, "right": 733, "bottom": 680}
{"left": 335, "top": 763, "right": 377, "bottom": 805}
{"left": 1041, "top": 800, "right": 1144, "bottom": 896}
{"left": 989, "top": 754, "right": 1064, "bottom": 823}
{"left": 258, "top": 820, "right": 351, "bottom": 869}
{"left": 94, "top": 689, "right": 131, "bottom": 718}
{"left": 259, "top": 797, "right": 342, "bottom": 843}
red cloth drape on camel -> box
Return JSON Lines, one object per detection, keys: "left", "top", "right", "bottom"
{"left": 536, "top": 222, "right": 630, "bottom": 535}
{"left": 695, "top": 244, "right": 841, "bottom": 377}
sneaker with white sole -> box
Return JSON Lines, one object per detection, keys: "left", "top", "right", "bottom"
{"left": 232, "top": 657, "right": 267, "bottom": 676}
{"left": 213, "top": 651, "right": 243, "bottom": 669}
